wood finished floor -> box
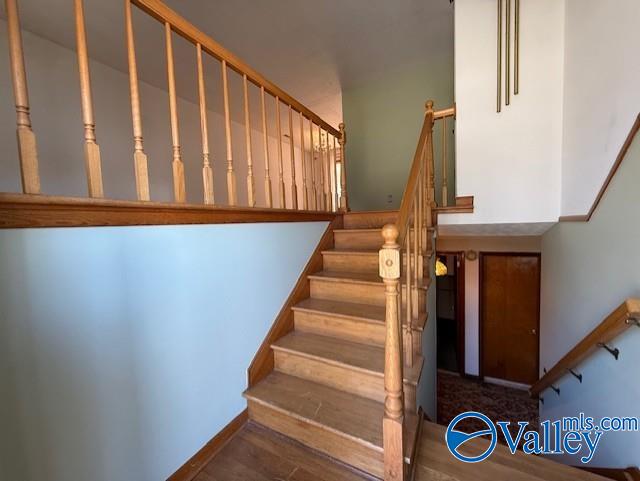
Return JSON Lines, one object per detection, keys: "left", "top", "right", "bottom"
{"left": 195, "top": 421, "right": 608, "bottom": 481}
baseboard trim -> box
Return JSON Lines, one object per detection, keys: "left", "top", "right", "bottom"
{"left": 166, "top": 409, "right": 248, "bottom": 481}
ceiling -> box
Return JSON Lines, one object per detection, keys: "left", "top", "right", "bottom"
{"left": 0, "top": 0, "right": 454, "bottom": 127}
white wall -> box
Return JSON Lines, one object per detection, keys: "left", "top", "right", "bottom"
{"left": 561, "top": 0, "right": 640, "bottom": 216}
{"left": 540, "top": 134, "right": 640, "bottom": 468}
{"left": 442, "top": 0, "right": 564, "bottom": 227}
{"left": 0, "top": 20, "right": 323, "bottom": 209}
{"left": 0, "top": 222, "right": 327, "bottom": 481}
{"left": 436, "top": 235, "right": 542, "bottom": 376}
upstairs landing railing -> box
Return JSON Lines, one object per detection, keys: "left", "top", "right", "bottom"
{"left": 3, "top": 0, "right": 348, "bottom": 213}
{"left": 378, "top": 100, "right": 455, "bottom": 481}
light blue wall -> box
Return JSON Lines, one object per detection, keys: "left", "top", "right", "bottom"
{"left": 540, "top": 132, "right": 640, "bottom": 467}
{"left": 0, "top": 222, "right": 327, "bottom": 481}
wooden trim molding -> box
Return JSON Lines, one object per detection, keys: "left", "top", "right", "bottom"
{"left": 247, "top": 215, "right": 343, "bottom": 386}
{"left": 530, "top": 298, "right": 640, "bottom": 398}
{"left": 579, "top": 466, "right": 640, "bottom": 481}
{"left": 560, "top": 114, "right": 640, "bottom": 222}
{"left": 167, "top": 409, "right": 248, "bottom": 481}
{"left": 0, "top": 194, "right": 336, "bottom": 229}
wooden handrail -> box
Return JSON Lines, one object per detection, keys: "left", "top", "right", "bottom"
{"left": 530, "top": 298, "right": 640, "bottom": 398}
{"left": 3, "top": 0, "right": 346, "bottom": 215}
{"left": 433, "top": 105, "right": 456, "bottom": 120}
{"left": 395, "top": 110, "right": 434, "bottom": 246}
{"left": 131, "top": 0, "right": 339, "bottom": 138}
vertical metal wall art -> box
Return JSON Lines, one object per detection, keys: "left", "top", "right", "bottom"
{"left": 497, "top": 0, "right": 520, "bottom": 112}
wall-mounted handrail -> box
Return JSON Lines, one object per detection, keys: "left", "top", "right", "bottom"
{"left": 530, "top": 298, "right": 640, "bottom": 398}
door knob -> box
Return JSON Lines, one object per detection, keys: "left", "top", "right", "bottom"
{"left": 531, "top": 328, "right": 537, "bottom": 335}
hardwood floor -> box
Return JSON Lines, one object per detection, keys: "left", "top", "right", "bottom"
{"left": 194, "top": 422, "right": 375, "bottom": 481}
{"left": 195, "top": 420, "right": 608, "bottom": 481}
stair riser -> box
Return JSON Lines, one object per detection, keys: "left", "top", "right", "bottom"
{"left": 334, "top": 231, "right": 382, "bottom": 250}
{"left": 343, "top": 211, "right": 398, "bottom": 229}
{"left": 274, "top": 350, "right": 416, "bottom": 411}
{"left": 322, "top": 252, "right": 431, "bottom": 276}
{"left": 248, "top": 400, "right": 384, "bottom": 478}
{"left": 294, "top": 310, "right": 385, "bottom": 346}
{"left": 322, "top": 253, "right": 378, "bottom": 274}
{"left": 310, "top": 278, "right": 426, "bottom": 311}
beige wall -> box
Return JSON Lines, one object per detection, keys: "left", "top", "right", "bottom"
{"left": 436, "top": 235, "right": 542, "bottom": 376}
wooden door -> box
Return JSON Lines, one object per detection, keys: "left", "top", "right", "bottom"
{"left": 481, "top": 254, "right": 540, "bottom": 385}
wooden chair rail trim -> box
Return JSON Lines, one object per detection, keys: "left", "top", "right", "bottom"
{"left": 559, "top": 113, "right": 640, "bottom": 223}
{"left": 247, "top": 216, "right": 342, "bottom": 387}
{"left": 0, "top": 193, "right": 336, "bottom": 229}
{"left": 167, "top": 409, "right": 248, "bottom": 481}
{"left": 529, "top": 298, "right": 640, "bottom": 398}
{"left": 131, "top": 0, "right": 339, "bottom": 137}
{"left": 395, "top": 111, "right": 434, "bottom": 245}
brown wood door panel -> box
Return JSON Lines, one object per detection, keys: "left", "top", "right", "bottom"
{"left": 481, "top": 254, "right": 540, "bottom": 385}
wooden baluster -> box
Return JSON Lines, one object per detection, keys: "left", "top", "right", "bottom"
{"left": 323, "top": 131, "right": 332, "bottom": 211}
{"left": 221, "top": 60, "right": 237, "bottom": 205}
{"left": 405, "top": 224, "right": 414, "bottom": 368}
{"left": 414, "top": 191, "right": 421, "bottom": 322}
{"left": 75, "top": 0, "right": 103, "bottom": 198}
{"left": 243, "top": 74, "right": 255, "bottom": 207}
{"left": 165, "top": 23, "right": 185, "bottom": 202}
{"left": 260, "top": 87, "right": 272, "bottom": 208}
{"left": 275, "top": 98, "right": 286, "bottom": 208}
{"left": 441, "top": 117, "right": 448, "bottom": 207}
{"left": 196, "top": 43, "right": 214, "bottom": 204}
{"left": 309, "top": 119, "right": 317, "bottom": 210}
{"left": 338, "top": 123, "right": 349, "bottom": 211}
{"left": 288, "top": 106, "right": 298, "bottom": 210}
{"left": 125, "top": 0, "right": 149, "bottom": 201}
{"left": 331, "top": 136, "right": 340, "bottom": 212}
{"left": 416, "top": 175, "right": 424, "bottom": 283}
{"left": 6, "top": 0, "right": 40, "bottom": 194}
{"left": 299, "top": 112, "right": 308, "bottom": 210}
{"left": 379, "top": 224, "right": 405, "bottom": 481}
{"left": 317, "top": 125, "right": 325, "bottom": 211}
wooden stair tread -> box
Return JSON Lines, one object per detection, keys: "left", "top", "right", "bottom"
{"left": 244, "top": 371, "right": 419, "bottom": 461}
{"left": 292, "top": 297, "right": 427, "bottom": 331}
{"left": 272, "top": 331, "right": 422, "bottom": 385}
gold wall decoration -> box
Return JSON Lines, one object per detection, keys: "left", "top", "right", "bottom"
{"left": 497, "top": 0, "right": 520, "bottom": 112}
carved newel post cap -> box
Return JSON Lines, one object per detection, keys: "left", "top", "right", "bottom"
{"left": 425, "top": 100, "right": 434, "bottom": 111}
{"left": 381, "top": 224, "right": 399, "bottom": 245}
{"left": 338, "top": 122, "right": 345, "bottom": 131}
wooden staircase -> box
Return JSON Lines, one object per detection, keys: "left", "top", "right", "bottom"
{"left": 244, "top": 211, "right": 431, "bottom": 479}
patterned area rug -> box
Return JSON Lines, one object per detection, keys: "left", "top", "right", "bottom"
{"left": 437, "top": 370, "right": 539, "bottom": 446}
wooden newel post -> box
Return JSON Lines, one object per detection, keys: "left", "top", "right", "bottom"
{"left": 338, "top": 122, "right": 349, "bottom": 212}
{"left": 6, "top": 0, "right": 40, "bottom": 194}
{"left": 379, "top": 224, "right": 405, "bottom": 481}
{"left": 425, "top": 100, "right": 436, "bottom": 206}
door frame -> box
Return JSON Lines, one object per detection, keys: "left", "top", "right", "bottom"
{"left": 478, "top": 252, "right": 541, "bottom": 383}
{"left": 435, "top": 250, "right": 466, "bottom": 376}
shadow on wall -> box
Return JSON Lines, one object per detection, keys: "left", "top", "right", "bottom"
{"left": 539, "top": 124, "right": 640, "bottom": 468}
{"left": 0, "top": 221, "right": 327, "bottom": 481}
